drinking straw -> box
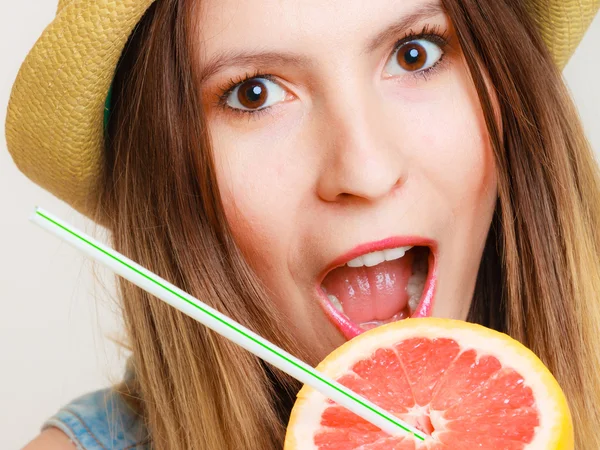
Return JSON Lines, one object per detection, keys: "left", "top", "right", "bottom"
{"left": 30, "top": 206, "right": 426, "bottom": 441}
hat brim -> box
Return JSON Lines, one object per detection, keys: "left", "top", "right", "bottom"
{"left": 526, "top": 0, "right": 600, "bottom": 70}
{"left": 6, "top": 0, "right": 156, "bottom": 222}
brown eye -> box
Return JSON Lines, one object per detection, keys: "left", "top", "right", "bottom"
{"left": 386, "top": 38, "right": 443, "bottom": 76}
{"left": 397, "top": 42, "right": 427, "bottom": 71}
{"left": 226, "top": 77, "right": 287, "bottom": 113}
{"left": 237, "top": 79, "right": 268, "bottom": 109}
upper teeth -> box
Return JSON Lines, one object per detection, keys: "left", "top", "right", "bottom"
{"left": 347, "top": 246, "right": 413, "bottom": 268}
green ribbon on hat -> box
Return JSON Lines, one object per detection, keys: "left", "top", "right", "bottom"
{"left": 103, "top": 85, "right": 113, "bottom": 137}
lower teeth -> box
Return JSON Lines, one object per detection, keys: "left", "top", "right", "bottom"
{"left": 359, "top": 311, "right": 409, "bottom": 331}
{"left": 327, "top": 294, "right": 344, "bottom": 313}
{"left": 407, "top": 273, "right": 426, "bottom": 312}
{"left": 359, "top": 321, "right": 381, "bottom": 331}
{"left": 407, "top": 253, "right": 428, "bottom": 312}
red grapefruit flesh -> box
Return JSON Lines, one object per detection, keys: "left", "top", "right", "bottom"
{"left": 284, "top": 318, "right": 573, "bottom": 449}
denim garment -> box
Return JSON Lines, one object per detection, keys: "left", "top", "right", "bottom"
{"left": 41, "top": 363, "right": 149, "bottom": 450}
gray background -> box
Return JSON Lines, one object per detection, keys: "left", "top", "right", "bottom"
{"left": 1, "top": 2, "right": 599, "bottom": 448}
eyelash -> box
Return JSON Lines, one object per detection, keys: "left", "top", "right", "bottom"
{"left": 214, "top": 24, "right": 451, "bottom": 119}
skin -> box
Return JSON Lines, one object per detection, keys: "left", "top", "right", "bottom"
{"left": 24, "top": 428, "right": 75, "bottom": 449}
{"left": 198, "top": 0, "right": 498, "bottom": 364}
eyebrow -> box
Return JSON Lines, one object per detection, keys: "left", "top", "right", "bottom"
{"left": 364, "top": 1, "right": 444, "bottom": 53}
{"left": 198, "top": 51, "right": 311, "bottom": 83}
{"left": 198, "top": 0, "right": 444, "bottom": 83}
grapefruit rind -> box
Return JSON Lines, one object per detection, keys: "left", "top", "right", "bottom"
{"left": 284, "top": 318, "right": 573, "bottom": 450}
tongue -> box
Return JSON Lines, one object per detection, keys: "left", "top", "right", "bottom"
{"left": 321, "top": 252, "right": 415, "bottom": 324}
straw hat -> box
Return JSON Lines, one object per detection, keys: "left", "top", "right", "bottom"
{"left": 5, "top": 0, "right": 600, "bottom": 224}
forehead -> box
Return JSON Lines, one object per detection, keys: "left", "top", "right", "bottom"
{"left": 196, "top": 0, "right": 443, "bottom": 62}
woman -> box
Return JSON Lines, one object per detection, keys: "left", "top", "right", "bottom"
{"left": 6, "top": 0, "right": 600, "bottom": 448}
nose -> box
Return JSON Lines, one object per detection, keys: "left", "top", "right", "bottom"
{"left": 316, "top": 94, "right": 407, "bottom": 203}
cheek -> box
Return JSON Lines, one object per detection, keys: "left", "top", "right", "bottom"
{"left": 404, "top": 67, "right": 497, "bottom": 229}
{"left": 211, "top": 129, "right": 306, "bottom": 284}
{"left": 411, "top": 65, "right": 498, "bottom": 317}
{"left": 425, "top": 112, "right": 496, "bottom": 212}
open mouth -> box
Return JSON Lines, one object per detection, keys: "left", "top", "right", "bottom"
{"left": 317, "top": 240, "right": 437, "bottom": 340}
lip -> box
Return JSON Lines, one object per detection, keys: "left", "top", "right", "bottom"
{"left": 316, "top": 236, "right": 439, "bottom": 340}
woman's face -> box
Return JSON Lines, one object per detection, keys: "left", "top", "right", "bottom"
{"left": 198, "top": 0, "right": 497, "bottom": 361}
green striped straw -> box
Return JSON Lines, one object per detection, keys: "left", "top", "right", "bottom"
{"left": 30, "top": 206, "right": 426, "bottom": 441}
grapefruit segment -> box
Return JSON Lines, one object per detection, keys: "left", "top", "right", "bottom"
{"left": 284, "top": 318, "right": 573, "bottom": 450}
{"left": 350, "top": 348, "right": 415, "bottom": 413}
{"left": 393, "top": 337, "right": 461, "bottom": 406}
{"left": 430, "top": 350, "right": 502, "bottom": 410}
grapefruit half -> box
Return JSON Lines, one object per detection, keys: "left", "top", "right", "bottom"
{"left": 284, "top": 318, "right": 573, "bottom": 449}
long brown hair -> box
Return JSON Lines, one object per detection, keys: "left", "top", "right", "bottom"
{"left": 95, "top": 0, "right": 600, "bottom": 448}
